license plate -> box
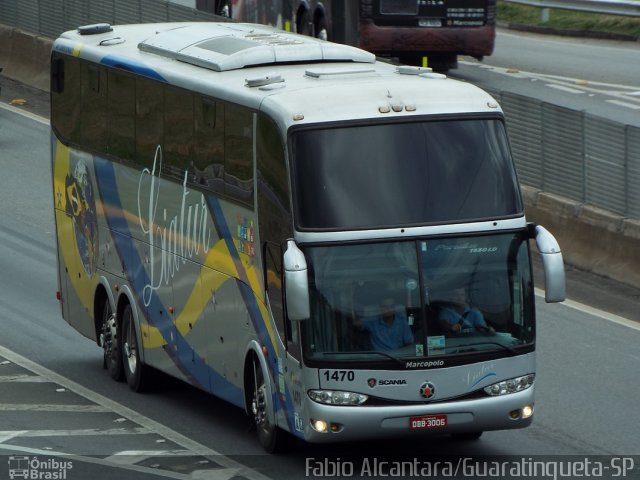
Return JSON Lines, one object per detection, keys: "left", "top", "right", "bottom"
{"left": 409, "top": 414, "right": 448, "bottom": 430}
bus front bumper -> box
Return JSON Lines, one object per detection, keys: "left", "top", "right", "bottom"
{"left": 300, "top": 387, "right": 534, "bottom": 443}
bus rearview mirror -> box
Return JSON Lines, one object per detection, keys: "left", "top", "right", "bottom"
{"left": 283, "top": 240, "right": 311, "bottom": 321}
{"left": 532, "top": 224, "right": 566, "bottom": 303}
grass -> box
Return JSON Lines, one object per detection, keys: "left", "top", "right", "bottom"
{"left": 496, "top": 0, "right": 640, "bottom": 39}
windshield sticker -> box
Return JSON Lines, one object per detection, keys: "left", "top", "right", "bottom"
{"left": 427, "top": 336, "right": 445, "bottom": 355}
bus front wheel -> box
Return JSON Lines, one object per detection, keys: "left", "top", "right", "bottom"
{"left": 101, "top": 300, "right": 123, "bottom": 381}
{"left": 121, "top": 304, "right": 147, "bottom": 392}
{"left": 250, "top": 357, "right": 289, "bottom": 452}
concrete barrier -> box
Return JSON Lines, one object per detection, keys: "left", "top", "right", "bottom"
{"left": 1, "top": 23, "right": 639, "bottom": 290}
{"left": 0, "top": 25, "right": 52, "bottom": 92}
{"left": 523, "top": 185, "right": 640, "bottom": 289}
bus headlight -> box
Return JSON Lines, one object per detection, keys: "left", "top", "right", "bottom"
{"left": 483, "top": 374, "right": 535, "bottom": 396}
{"left": 308, "top": 390, "right": 368, "bottom": 406}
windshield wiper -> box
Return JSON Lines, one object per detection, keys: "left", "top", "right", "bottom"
{"left": 321, "top": 350, "right": 405, "bottom": 366}
{"left": 448, "top": 341, "right": 519, "bottom": 356}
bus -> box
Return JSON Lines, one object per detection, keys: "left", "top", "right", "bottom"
{"left": 197, "top": 0, "right": 497, "bottom": 71}
{"left": 51, "top": 21, "right": 565, "bottom": 452}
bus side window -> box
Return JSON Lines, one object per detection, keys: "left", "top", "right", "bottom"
{"left": 224, "top": 103, "right": 254, "bottom": 207}
{"left": 51, "top": 54, "right": 81, "bottom": 144}
{"left": 164, "top": 86, "right": 194, "bottom": 176}
{"left": 257, "top": 113, "right": 297, "bottom": 358}
{"left": 193, "top": 96, "right": 224, "bottom": 194}
{"left": 80, "top": 63, "right": 107, "bottom": 152}
{"left": 136, "top": 77, "right": 163, "bottom": 168}
{"left": 107, "top": 70, "right": 135, "bottom": 161}
{"left": 264, "top": 242, "right": 285, "bottom": 337}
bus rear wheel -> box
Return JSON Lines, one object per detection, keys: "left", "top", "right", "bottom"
{"left": 121, "top": 304, "right": 147, "bottom": 392}
{"left": 250, "top": 357, "right": 288, "bottom": 452}
{"left": 101, "top": 300, "right": 123, "bottom": 381}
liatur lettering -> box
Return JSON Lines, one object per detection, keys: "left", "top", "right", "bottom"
{"left": 137, "top": 145, "right": 212, "bottom": 307}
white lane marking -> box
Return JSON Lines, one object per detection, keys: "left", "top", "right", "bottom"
{"left": 0, "top": 374, "right": 48, "bottom": 382}
{"left": 459, "top": 59, "right": 640, "bottom": 100}
{"left": 0, "top": 102, "right": 49, "bottom": 125}
{"left": 105, "top": 450, "right": 191, "bottom": 464}
{"left": 0, "top": 345, "right": 274, "bottom": 480}
{"left": 606, "top": 99, "right": 640, "bottom": 110}
{"left": 0, "top": 404, "right": 111, "bottom": 412}
{"left": 0, "top": 427, "right": 151, "bottom": 437}
{"left": 497, "top": 30, "right": 640, "bottom": 54}
{"left": 545, "top": 84, "right": 585, "bottom": 94}
{"left": 104, "top": 451, "right": 243, "bottom": 479}
{"left": 0, "top": 431, "right": 27, "bottom": 443}
{"left": 535, "top": 288, "right": 640, "bottom": 331}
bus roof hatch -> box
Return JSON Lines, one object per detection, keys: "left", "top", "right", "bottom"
{"left": 138, "top": 23, "right": 375, "bottom": 72}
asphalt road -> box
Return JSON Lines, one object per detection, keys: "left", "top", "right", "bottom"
{"left": 488, "top": 29, "right": 640, "bottom": 87}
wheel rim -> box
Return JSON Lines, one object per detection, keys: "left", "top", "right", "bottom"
{"left": 102, "top": 303, "right": 118, "bottom": 367}
{"left": 251, "top": 365, "right": 271, "bottom": 435}
{"left": 252, "top": 382, "right": 267, "bottom": 429}
{"left": 123, "top": 310, "right": 137, "bottom": 374}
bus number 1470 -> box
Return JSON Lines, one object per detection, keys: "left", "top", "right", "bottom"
{"left": 323, "top": 370, "right": 355, "bottom": 382}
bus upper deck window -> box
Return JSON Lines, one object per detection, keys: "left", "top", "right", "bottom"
{"left": 51, "top": 56, "right": 65, "bottom": 94}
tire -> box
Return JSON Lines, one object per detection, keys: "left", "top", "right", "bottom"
{"left": 121, "top": 304, "right": 147, "bottom": 392}
{"left": 215, "top": 0, "right": 231, "bottom": 17}
{"left": 315, "top": 15, "right": 327, "bottom": 40}
{"left": 250, "top": 357, "right": 289, "bottom": 453}
{"left": 296, "top": 8, "right": 312, "bottom": 36}
{"left": 101, "top": 300, "right": 123, "bottom": 381}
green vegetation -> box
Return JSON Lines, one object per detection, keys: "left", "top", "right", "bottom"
{"left": 497, "top": 0, "right": 640, "bottom": 38}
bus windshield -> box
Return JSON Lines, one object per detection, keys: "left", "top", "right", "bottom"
{"left": 291, "top": 118, "right": 521, "bottom": 230}
{"left": 302, "top": 232, "right": 534, "bottom": 363}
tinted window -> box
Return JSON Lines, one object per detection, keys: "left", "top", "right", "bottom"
{"left": 80, "top": 63, "right": 107, "bottom": 151}
{"left": 164, "top": 86, "right": 194, "bottom": 176}
{"left": 193, "top": 97, "right": 224, "bottom": 192}
{"left": 291, "top": 119, "right": 522, "bottom": 230}
{"left": 51, "top": 54, "right": 81, "bottom": 142}
{"left": 107, "top": 70, "right": 135, "bottom": 160}
{"left": 136, "top": 77, "right": 163, "bottom": 168}
{"left": 225, "top": 104, "right": 254, "bottom": 206}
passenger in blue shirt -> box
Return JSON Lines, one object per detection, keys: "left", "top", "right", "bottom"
{"left": 353, "top": 297, "right": 414, "bottom": 350}
{"left": 438, "top": 287, "right": 493, "bottom": 334}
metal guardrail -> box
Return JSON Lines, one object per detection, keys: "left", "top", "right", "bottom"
{"left": 485, "top": 89, "right": 640, "bottom": 219}
{"left": 503, "top": 0, "right": 640, "bottom": 21}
